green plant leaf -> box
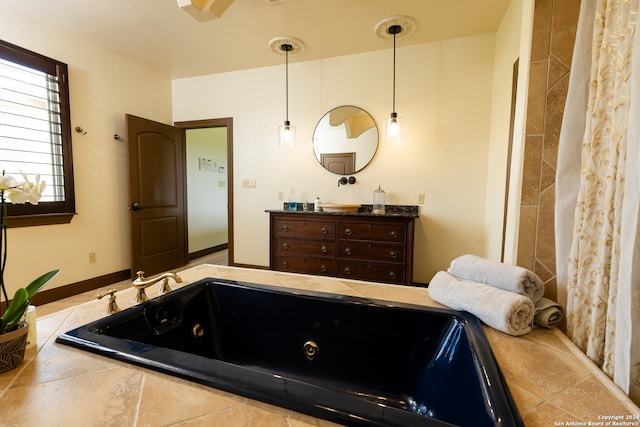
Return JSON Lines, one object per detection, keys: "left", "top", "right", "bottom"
{"left": 0, "top": 287, "right": 28, "bottom": 333}
{"left": 25, "top": 269, "right": 60, "bottom": 299}
{"left": 2, "top": 300, "right": 29, "bottom": 332}
{"left": 0, "top": 269, "right": 59, "bottom": 333}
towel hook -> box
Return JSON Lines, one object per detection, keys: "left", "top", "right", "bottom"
{"left": 113, "top": 134, "right": 125, "bottom": 142}
{"left": 75, "top": 126, "right": 87, "bottom": 135}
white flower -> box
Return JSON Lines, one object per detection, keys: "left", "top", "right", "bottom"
{"left": 0, "top": 173, "right": 46, "bottom": 205}
{"left": 0, "top": 175, "right": 19, "bottom": 191}
{"left": 19, "top": 173, "right": 45, "bottom": 205}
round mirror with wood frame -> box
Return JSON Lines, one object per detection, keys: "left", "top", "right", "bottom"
{"left": 312, "top": 106, "right": 379, "bottom": 174}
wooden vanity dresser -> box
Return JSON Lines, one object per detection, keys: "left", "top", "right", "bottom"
{"left": 268, "top": 205, "right": 418, "bottom": 285}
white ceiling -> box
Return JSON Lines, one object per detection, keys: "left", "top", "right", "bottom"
{"left": 1, "top": 0, "right": 512, "bottom": 79}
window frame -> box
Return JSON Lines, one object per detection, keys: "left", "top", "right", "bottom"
{"left": 0, "top": 39, "right": 75, "bottom": 227}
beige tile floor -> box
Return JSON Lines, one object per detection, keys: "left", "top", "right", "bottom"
{"left": 36, "top": 250, "right": 228, "bottom": 317}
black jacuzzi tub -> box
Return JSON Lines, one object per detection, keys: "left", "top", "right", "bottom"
{"left": 56, "top": 278, "right": 523, "bottom": 427}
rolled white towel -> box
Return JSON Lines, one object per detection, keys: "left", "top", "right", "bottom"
{"left": 428, "top": 271, "right": 535, "bottom": 336}
{"left": 534, "top": 297, "right": 563, "bottom": 328}
{"left": 447, "top": 254, "right": 544, "bottom": 304}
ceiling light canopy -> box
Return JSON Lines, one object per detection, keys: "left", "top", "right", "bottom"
{"left": 374, "top": 15, "right": 417, "bottom": 41}
{"left": 176, "top": 0, "right": 235, "bottom": 22}
{"left": 269, "top": 36, "right": 305, "bottom": 57}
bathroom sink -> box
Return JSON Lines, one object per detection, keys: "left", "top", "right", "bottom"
{"left": 320, "top": 203, "right": 360, "bottom": 213}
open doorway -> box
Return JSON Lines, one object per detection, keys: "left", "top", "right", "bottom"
{"left": 175, "top": 118, "right": 234, "bottom": 266}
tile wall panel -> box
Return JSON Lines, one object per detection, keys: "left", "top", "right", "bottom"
{"left": 517, "top": 0, "right": 580, "bottom": 301}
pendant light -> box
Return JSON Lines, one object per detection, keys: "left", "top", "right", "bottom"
{"left": 375, "top": 16, "right": 416, "bottom": 143}
{"left": 269, "top": 36, "right": 305, "bottom": 146}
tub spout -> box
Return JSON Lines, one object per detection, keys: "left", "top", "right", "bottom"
{"left": 132, "top": 271, "right": 183, "bottom": 303}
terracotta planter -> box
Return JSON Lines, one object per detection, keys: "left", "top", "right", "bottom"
{"left": 0, "top": 322, "right": 28, "bottom": 373}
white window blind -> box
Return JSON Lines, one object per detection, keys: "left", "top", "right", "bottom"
{"left": 0, "top": 57, "right": 64, "bottom": 202}
{"left": 0, "top": 39, "right": 74, "bottom": 226}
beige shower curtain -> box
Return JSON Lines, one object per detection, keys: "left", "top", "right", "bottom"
{"left": 556, "top": 0, "right": 640, "bottom": 404}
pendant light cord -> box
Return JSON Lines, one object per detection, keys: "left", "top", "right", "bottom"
{"left": 387, "top": 24, "right": 402, "bottom": 115}
{"left": 285, "top": 48, "right": 289, "bottom": 122}
{"left": 280, "top": 43, "right": 293, "bottom": 124}
{"left": 392, "top": 31, "right": 396, "bottom": 114}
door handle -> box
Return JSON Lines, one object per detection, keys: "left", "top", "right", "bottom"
{"left": 129, "top": 201, "right": 140, "bottom": 211}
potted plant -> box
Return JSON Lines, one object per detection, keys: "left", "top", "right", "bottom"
{"left": 0, "top": 172, "right": 59, "bottom": 373}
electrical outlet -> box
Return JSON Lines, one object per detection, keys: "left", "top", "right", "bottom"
{"left": 88, "top": 252, "right": 96, "bottom": 263}
{"left": 418, "top": 193, "right": 425, "bottom": 204}
{"left": 278, "top": 192, "right": 283, "bottom": 201}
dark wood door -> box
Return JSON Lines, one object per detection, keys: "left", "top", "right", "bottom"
{"left": 126, "top": 114, "right": 187, "bottom": 278}
{"left": 320, "top": 152, "right": 356, "bottom": 174}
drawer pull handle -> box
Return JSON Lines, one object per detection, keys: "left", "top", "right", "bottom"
{"left": 390, "top": 231, "right": 398, "bottom": 238}
{"left": 389, "top": 251, "right": 397, "bottom": 258}
{"left": 320, "top": 265, "right": 327, "bottom": 272}
{"left": 344, "top": 267, "right": 352, "bottom": 275}
{"left": 344, "top": 248, "right": 352, "bottom": 255}
{"left": 282, "top": 261, "right": 289, "bottom": 268}
{"left": 283, "top": 243, "right": 289, "bottom": 250}
{"left": 282, "top": 225, "right": 289, "bottom": 232}
{"left": 345, "top": 228, "right": 352, "bottom": 236}
{"left": 321, "top": 246, "right": 328, "bottom": 253}
{"left": 321, "top": 227, "right": 328, "bottom": 234}
{"left": 389, "top": 272, "right": 397, "bottom": 279}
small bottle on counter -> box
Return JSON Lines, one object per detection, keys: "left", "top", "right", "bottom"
{"left": 314, "top": 196, "right": 322, "bottom": 212}
{"left": 373, "top": 185, "right": 386, "bottom": 215}
{"left": 288, "top": 188, "right": 297, "bottom": 211}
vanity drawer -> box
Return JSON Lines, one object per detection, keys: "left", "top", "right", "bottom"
{"left": 275, "top": 219, "right": 335, "bottom": 239}
{"left": 275, "top": 256, "right": 335, "bottom": 276}
{"left": 337, "top": 241, "right": 405, "bottom": 263}
{"left": 276, "top": 238, "right": 334, "bottom": 258}
{"left": 338, "top": 222, "right": 406, "bottom": 243}
{"left": 337, "top": 261, "right": 405, "bottom": 284}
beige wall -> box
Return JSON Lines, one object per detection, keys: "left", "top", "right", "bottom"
{"left": 186, "top": 128, "right": 228, "bottom": 253}
{"left": 517, "top": 0, "right": 581, "bottom": 300}
{"left": 173, "top": 34, "right": 504, "bottom": 283}
{"left": 485, "top": 0, "right": 533, "bottom": 263}
{"left": 0, "top": 6, "right": 172, "bottom": 295}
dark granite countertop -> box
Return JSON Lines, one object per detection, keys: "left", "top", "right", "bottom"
{"left": 266, "top": 204, "right": 419, "bottom": 218}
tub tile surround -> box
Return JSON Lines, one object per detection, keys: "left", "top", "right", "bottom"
{"left": 517, "top": 0, "right": 581, "bottom": 302}
{"left": 1, "top": 265, "right": 638, "bottom": 426}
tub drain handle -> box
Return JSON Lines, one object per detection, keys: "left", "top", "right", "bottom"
{"left": 303, "top": 340, "right": 319, "bottom": 360}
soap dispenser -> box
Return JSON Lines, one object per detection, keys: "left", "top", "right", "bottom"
{"left": 373, "top": 185, "right": 386, "bottom": 215}
{"left": 314, "top": 196, "right": 322, "bottom": 212}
